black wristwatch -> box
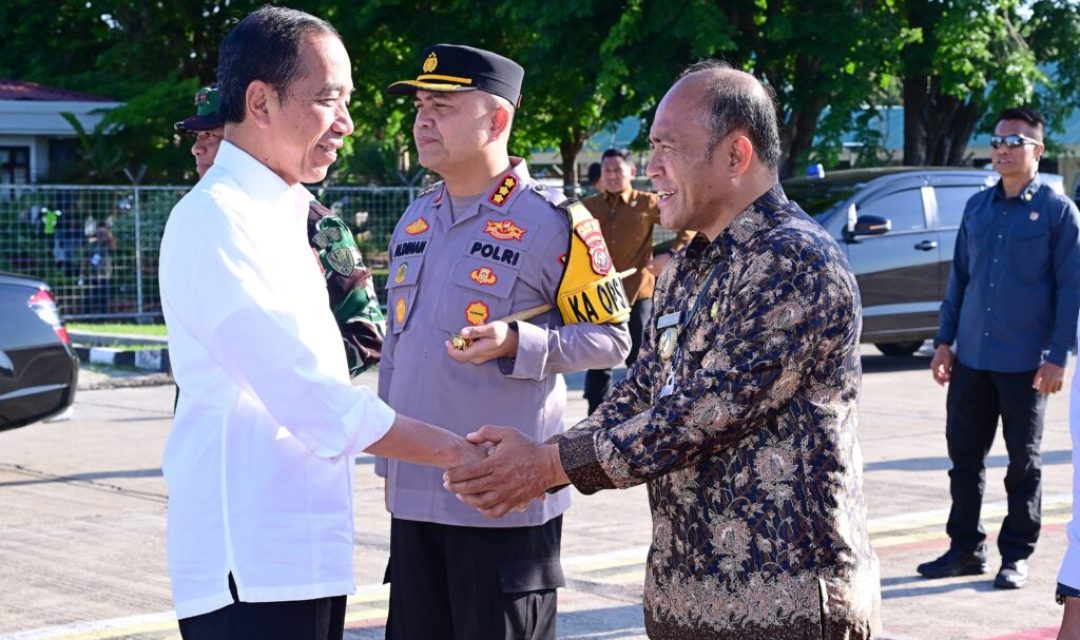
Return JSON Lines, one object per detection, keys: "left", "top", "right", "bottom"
{"left": 1057, "top": 582, "right": 1080, "bottom": 605}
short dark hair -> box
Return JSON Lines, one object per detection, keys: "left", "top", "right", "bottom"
{"left": 998, "top": 107, "right": 1045, "bottom": 138}
{"left": 678, "top": 60, "right": 782, "bottom": 170}
{"left": 586, "top": 162, "right": 602, "bottom": 184}
{"left": 217, "top": 6, "right": 339, "bottom": 124}
{"left": 601, "top": 148, "right": 631, "bottom": 163}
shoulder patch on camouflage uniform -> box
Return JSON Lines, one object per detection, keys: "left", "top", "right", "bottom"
{"left": 311, "top": 215, "right": 357, "bottom": 277}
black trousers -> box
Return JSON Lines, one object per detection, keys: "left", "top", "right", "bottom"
{"left": 384, "top": 516, "right": 564, "bottom": 640}
{"left": 584, "top": 298, "right": 653, "bottom": 414}
{"left": 945, "top": 361, "right": 1047, "bottom": 561}
{"left": 178, "top": 575, "right": 346, "bottom": 640}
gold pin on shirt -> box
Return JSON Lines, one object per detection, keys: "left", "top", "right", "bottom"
{"left": 709, "top": 299, "right": 720, "bottom": 320}
{"left": 450, "top": 268, "right": 637, "bottom": 350}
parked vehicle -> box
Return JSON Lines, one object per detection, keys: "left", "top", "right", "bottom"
{"left": 781, "top": 167, "right": 1064, "bottom": 356}
{"left": 0, "top": 272, "right": 79, "bottom": 431}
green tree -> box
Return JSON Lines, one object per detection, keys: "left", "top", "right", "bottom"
{"left": 901, "top": 0, "right": 1080, "bottom": 166}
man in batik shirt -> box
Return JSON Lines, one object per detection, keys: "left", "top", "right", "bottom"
{"left": 446, "top": 61, "right": 881, "bottom": 639}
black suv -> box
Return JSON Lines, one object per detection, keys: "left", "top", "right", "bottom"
{"left": 0, "top": 272, "right": 79, "bottom": 431}
{"left": 782, "top": 167, "right": 1063, "bottom": 356}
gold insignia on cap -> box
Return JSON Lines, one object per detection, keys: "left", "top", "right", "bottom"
{"left": 423, "top": 52, "right": 438, "bottom": 74}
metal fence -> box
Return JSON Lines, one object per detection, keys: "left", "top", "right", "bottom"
{"left": 0, "top": 184, "right": 421, "bottom": 320}
{"left": 1, "top": 182, "right": 675, "bottom": 321}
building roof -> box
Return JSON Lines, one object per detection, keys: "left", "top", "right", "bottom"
{"left": 0, "top": 79, "right": 115, "bottom": 103}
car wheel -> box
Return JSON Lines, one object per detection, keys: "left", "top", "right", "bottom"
{"left": 875, "top": 341, "right": 924, "bottom": 357}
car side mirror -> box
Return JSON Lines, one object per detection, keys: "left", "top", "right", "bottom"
{"left": 852, "top": 215, "right": 891, "bottom": 237}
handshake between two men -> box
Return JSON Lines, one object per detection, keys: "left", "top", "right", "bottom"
{"left": 443, "top": 426, "right": 566, "bottom": 518}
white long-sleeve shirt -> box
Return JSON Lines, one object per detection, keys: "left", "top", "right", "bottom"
{"left": 159, "top": 141, "right": 395, "bottom": 619}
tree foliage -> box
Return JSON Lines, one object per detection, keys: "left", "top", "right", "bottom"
{"left": 3, "top": 0, "right": 1080, "bottom": 183}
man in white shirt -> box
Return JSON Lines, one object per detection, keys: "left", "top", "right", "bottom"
{"left": 158, "top": 8, "right": 482, "bottom": 640}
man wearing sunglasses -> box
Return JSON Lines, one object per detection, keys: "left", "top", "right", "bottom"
{"left": 919, "top": 107, "right": 1080, "bottom": 591}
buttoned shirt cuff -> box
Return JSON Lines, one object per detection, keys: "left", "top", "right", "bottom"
{"left": 1058, "top": 582, "right": 1080, "bottom": 604}
{"left": 341, "top": 396, "right": 396, "bottom": 458}
{"left": 1047, "top": 346, "right": 1070, "bottom": 368}
{"left": 508, "top": 320, "right": 548, "bottom": 380}
{"left": 549, "top": 428, "right": 615, "bottom": 495}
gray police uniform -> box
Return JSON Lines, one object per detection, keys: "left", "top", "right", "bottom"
{"left": 379, "top": 157, "right": 629, "bottom": 524}
{"left": 377, "top": 158, "right": 629, "bottom": 638}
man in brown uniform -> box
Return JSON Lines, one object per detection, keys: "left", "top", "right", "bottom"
{"left": 581, "top": 148, "right": 693, "bottom": 413}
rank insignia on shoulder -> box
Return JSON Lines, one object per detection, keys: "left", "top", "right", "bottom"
{"left": 488, "top": 175, "right": 518, "bottom": 206}
{"left": 395, "top": 298, "right": 407, "bottom": 326}
{"left": 417, "top": 181, "right": 443, "bottom": 198}
{"left": 484, "top": 219, "right": 526, "bottom": 241}
{"left": 465, "top": 300, "right": 490, "bottom": 325}
{"left": 469, "top": 266, "right": 497, "bottom": 285}
{"left": 405, "top": 217, "right": 430, "bottom": 235}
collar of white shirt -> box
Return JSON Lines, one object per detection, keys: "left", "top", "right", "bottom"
{"left": 212, "top": 139, "right": 315, "bottom": 212}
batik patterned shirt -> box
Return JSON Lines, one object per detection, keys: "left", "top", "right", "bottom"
{"left": 553, "top": 185, "right": 881, "bottom": 639}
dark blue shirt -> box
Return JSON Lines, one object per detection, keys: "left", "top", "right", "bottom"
{"left": 937, "top": 173, "right": 1080, "bottom": 371}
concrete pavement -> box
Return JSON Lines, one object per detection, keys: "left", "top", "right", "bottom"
{"left": 0, "top": 345, "right": 1073, "bottom": 639}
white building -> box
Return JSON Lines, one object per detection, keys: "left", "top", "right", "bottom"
{"left": 0, "top": 80, "right": 122, "bottom": 184}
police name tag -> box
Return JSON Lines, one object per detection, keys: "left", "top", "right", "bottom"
{"left": 657, "top": 312, "right": 682, "bottom": 329}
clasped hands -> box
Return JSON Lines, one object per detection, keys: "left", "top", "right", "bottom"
{"left": 444, "top": 426, "right": 564, "bottom": 518}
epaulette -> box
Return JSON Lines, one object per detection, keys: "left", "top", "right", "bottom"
{"left": 532, "top": 183, "right": 570, "bottom": 211}
{"left": 417, "top": 181, "right": 443, "bottom": 198}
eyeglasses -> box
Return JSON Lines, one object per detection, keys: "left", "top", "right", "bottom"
{"left": 989, "top": 134, "right": 1040, "bottom": 150}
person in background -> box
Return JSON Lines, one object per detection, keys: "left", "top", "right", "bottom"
{"left": 919, "top": 107, "right": 1080, "bottom": 590}
{"left": 580, "top": 148, "right": 693, "bottom": 414}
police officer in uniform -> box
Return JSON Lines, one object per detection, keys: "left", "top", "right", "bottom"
{"left": 175, "top": 85, "right": 385, "bottom": 376}
{"left": 377, "top": 44, "right": 631, "bottom": 639}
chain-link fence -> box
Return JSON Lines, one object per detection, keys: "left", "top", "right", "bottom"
{"left": 1, "top": 182, "right": 675, "bottom": 321}
{"left": 0, "top": 184, "right": 421, "bottom": 321}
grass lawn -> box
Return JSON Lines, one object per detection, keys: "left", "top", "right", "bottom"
{"left": 68, "top": 322, "right": 168, "bottom": 337}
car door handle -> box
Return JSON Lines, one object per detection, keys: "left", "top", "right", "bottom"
{"left": 914, "top": 240, "right": 938, "bottom": 251}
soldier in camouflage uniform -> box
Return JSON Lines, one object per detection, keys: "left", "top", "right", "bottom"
{"left": 176, "top": 85, "right": 384, "bottom": 375}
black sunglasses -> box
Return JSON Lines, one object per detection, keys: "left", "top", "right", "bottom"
{"left": 989, "top": 134, "right": 1040, "bottom": 150}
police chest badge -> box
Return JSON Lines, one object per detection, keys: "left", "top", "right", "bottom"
{"left": 395, "top": 298, "right": 407, "bottom": 326}
{"left": 484, "top": 219, "right": 526, "bottom": 241}
{"left": 469, "top": 266, "right": 497, "bottom": 285}
{"left": 405, "top": 217, "right": 429, "bottom": 235}
{"left": 465, "top": 301, "right": 490, "bottom": 325}
{"left": 394, "top": 263, "right": 408, "bottom": 284}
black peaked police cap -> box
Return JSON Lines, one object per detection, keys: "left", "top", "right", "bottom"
{"left": 388, "top": 44, "right": 524, "bottom": 108}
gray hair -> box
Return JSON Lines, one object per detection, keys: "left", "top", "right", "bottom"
{"left": 678, "top": 60, "right": 782, "bottom": 170}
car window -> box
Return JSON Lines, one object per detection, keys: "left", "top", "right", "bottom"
{"left": 857, "top": 190, "right": 925, "bottom": 231}
{"left": 934, "top": 186, "right": 980, "bottom": 228}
